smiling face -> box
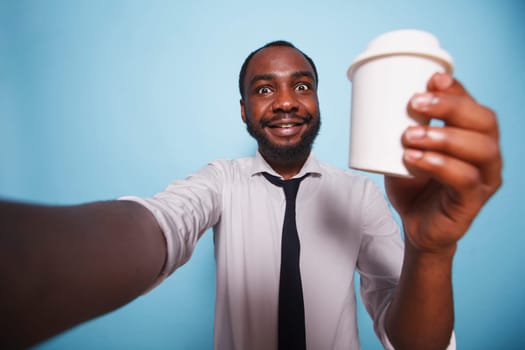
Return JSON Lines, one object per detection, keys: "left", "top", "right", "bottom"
{"left": 240, "top": 45, "right": 321, "bottom": 166}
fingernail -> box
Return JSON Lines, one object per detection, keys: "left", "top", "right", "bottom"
{"left": 411, "top": 93, "right": 439, "bottom": 111}
{"left": 405, "top": 126, "right": 426, "bottom": 140}
{"left": 435, "top": 73, "right": 454, "bottom": 89}
{"left": 427, "top": 129, "right": 445, "bottom": 141}
{"left": 404, "top": 149, "right": 424, "bottom": 161}
{"left": 426, "top": 154, "right": 444, "bottom": 166}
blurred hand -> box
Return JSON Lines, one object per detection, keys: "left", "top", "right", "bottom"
{"left": 385, "top": 72, "right": 502, "bottom": 253}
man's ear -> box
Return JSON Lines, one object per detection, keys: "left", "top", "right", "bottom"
{"left": 240, "top": 99, "right": 247, "bottom": 123}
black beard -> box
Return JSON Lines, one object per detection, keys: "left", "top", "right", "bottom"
{"left": 245, "top": 113, "right": 321, "bottom": 164}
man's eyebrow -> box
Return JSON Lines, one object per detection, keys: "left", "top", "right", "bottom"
{"left": 291, "top": 70, "right": 315, "bottom": 81}
{"left": 248, "top": 71, "right": 315, "bottom": 88}
{"left": 249, "top": 74, "right": 276, "bottom": 87}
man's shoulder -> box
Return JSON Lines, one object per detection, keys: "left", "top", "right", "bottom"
{"left": 316, "top": 159, "right": 374, "bottom": 185}
{"left": 194, "top": 156, "right": 257, "bottom": 181}
{"left": 207, "top": 156, "right": 256, "bottom": 172}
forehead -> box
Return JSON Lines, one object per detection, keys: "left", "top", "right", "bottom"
{"left": 244, "top": 46, "right": 315, "bottom": 85}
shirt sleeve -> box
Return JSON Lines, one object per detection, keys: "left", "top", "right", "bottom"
{"left": 119, "top": 161, "right": 224, "bottom": 286}
{"left": 356, "top": 179, "right": 456, "bottom": 350}
{"left": 355, "top": 179, "right": 404, "bottom": 349}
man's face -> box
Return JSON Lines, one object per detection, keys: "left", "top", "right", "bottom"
{"left": 240, "top": 45, "right": 320, "bottom": 163}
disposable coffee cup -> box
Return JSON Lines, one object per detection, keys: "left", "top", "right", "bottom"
{"left": 347, "top": 29, "right": 454, "bottom": 177}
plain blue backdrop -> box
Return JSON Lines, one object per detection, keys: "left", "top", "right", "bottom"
{"left": 1, "top": 1, "right": 524, "bottom": 349}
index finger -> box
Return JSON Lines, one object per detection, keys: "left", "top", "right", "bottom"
{"left": 409, "top": 92, "right": 499, "bottom": 137}
{"left": 426, "top": 72, "right": 471, "bottom": 98}
{"left": 424, "top": 73, "right": 497, "bottom": 135}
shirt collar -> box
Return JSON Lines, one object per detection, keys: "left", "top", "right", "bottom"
{"left": 250, "top": 151, "right": 322, "bottom": 179}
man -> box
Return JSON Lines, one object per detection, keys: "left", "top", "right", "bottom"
{"left": 0, "top": 41, "right": 502, "bottom": 349}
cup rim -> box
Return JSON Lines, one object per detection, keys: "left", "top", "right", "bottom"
{"left": 347, "top": 29, "right": 454, "bottom": 80}
{"left": 347, "top": 51, "right": 454, "bottom": 80}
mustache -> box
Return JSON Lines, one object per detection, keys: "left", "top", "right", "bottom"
{"left": 260, "top": 113, "right": 313, "bottom": 127}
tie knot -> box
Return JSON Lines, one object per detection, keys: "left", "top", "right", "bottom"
{"left": 262, "top": 172, "right": 308, "bottom": 201}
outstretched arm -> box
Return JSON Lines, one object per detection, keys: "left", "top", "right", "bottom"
{"left": 0, "top": 199, "right": 165, "bottom": 348}
{"left": 384, "top": 73, "right": 502, "bottom": 349}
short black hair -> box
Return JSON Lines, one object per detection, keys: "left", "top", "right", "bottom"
{"left": 238, "top": 40, "right": 319, "bottom": 99}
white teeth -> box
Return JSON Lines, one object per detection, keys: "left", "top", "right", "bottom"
{"left": 278, "top": 123, "right": 295, "bottom": 128}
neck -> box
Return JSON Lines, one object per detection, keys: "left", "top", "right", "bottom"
{"left": 261, "top": 150, "right": 310, "bottom": 180}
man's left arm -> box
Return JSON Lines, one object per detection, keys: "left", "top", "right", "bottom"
{"left": 384, "top": 73, "right": 503, "bottom": 350}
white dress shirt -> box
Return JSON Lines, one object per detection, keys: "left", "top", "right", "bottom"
{"left": 122, "top": 152, "right": 455, "bottom": 350}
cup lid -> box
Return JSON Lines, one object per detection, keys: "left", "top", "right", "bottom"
{"left": 348, "top": 29, "right": 454, "bottom": 79}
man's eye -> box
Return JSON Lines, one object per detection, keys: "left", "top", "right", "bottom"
{"left": 296, "top": 83, "right": 310, "bottom": 91}
{"left": 257, "top": 86, "right": 272, "bottom": 94}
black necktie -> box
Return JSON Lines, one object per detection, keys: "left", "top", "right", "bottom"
{"left": 263, "top": 172, "right": 308, "bottom": 350}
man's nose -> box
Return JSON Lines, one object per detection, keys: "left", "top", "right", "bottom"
{"left": 272, "top": 88, "right": 299, "bottom": 113}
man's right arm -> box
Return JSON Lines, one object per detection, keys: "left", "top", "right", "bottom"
{"left": 0, "top": 199, "right": 166, "bottom": 349}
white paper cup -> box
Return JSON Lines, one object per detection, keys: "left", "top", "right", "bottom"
{"left": 347, "top": 29, "right": 454, "bottom": 177}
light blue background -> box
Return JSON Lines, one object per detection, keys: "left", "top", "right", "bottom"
{"left": 1, "top": 1, "right": 523, "bottom": 349}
